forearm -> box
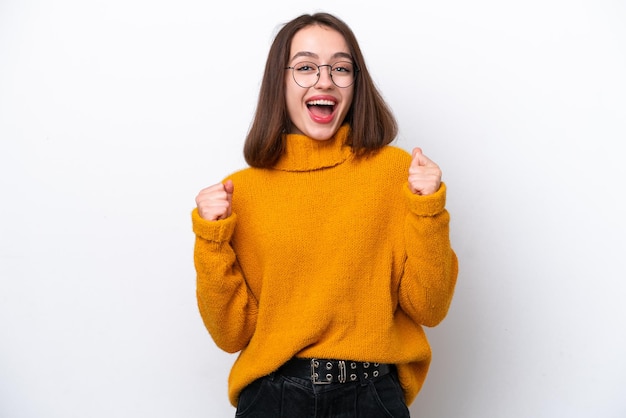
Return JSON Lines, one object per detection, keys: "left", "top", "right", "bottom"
{"left": 192, "top": 210, "right": 258, "bottom": 352}
{"left": 399, "top": 183, "right": 459, "bottom": 327}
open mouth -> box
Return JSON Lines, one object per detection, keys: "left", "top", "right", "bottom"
{"left": 306, "top": 99, "right": 336, "bottom": 118}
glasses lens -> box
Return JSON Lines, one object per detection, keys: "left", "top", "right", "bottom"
{"left": 292, "top": 61, "right": 319, "bottom": 88}
{"left": 330, "top": 61, "right": 356, "bottom": 88}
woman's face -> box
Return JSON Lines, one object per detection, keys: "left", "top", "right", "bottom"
{"left": 285, "top": 25, "right": 355, "bottom": 141}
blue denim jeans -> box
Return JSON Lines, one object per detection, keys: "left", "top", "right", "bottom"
{"left": 235, "top": 366, "right": 411, "bottom": 417}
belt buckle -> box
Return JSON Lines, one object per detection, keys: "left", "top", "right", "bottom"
{"left": 310, "top": 359, "right": 347, "bottom": 385}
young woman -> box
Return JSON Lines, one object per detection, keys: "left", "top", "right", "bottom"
{"left": 192, "top": 12, "right": 458, "bottom": 417}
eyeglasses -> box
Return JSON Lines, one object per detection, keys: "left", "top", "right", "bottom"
{"left": 285, "top": 61, "right": 358, "bottom": 88}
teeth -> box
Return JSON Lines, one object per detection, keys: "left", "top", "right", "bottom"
{"left": 307, "top": 99, "right": 335, "bottom": 106}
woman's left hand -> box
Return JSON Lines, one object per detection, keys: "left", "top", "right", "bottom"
{"left": 408, "top": 147, "right": 442, "bottom": 196}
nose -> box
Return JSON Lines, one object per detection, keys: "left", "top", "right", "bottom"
{"left": 316, "top": 64, "right": 334, "bottom": 88}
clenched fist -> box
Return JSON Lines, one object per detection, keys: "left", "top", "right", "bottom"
{"left": 408, "top": 147, "right": 442, "bottom": 196}
{"left": 195, "top": 180, "right": 234, "bottom": 221}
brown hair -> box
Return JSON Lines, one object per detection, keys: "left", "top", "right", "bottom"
{"left": 243, "top": 12, "right": 398, "bottom": 168}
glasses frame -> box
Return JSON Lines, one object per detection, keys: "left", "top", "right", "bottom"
{"left": 285, "top": 61, "right": 359, "bottom": 88}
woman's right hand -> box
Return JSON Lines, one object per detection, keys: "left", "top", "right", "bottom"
{"left": 195, "top": 180, "right": 234, "bottom": 221}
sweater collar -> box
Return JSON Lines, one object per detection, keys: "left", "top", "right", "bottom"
{"left": 273, "top": 124, "right": 352, "bottom": 172}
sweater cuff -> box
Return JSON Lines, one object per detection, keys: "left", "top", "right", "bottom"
{"left": 191, "top": 208, "right": 237, "bottom": 242}
{"left": 403, "top": 182, "right": 448, "bottom": 217}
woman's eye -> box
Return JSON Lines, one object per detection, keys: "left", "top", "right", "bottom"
{"left": 333, "top": 63, "right": 353, "bottom": 73}
{"left": 295, "top": 63, "right": 315, "bottom": 72}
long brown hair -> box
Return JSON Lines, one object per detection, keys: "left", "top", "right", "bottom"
{"left": 243, "top": 12, "right": 398, "bottom": 168}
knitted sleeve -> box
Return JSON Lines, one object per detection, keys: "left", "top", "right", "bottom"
{"left": 398, "top": 182, "right": 459, "bottom": 327}
{"left": 192, "top": 208, "right": 258, "bottom": 353}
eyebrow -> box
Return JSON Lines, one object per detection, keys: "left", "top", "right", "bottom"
{"left": 290, "top": 51, "right": 353, "bottom": 62}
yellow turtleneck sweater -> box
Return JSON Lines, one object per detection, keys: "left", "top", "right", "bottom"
{"left": 192, "top": 125, "right": 458, "bottom": 407}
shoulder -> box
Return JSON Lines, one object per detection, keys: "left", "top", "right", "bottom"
{"left": 222, "top": 166, "right": 276, "bottom": 196}
{"left": 345, "top": 145, "right": 412, "bottom": 186}
{"left": 355, "top": 145, "right": 412, "bottom": 171}
{"left": 378, "top": 145, "right": 412, "bottom": 162}
{"left": 223, "top": 166, "right": 261, "bottom": 182}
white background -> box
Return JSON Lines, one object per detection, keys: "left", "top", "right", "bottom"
{"left": 1, "top": 1, "right": 625, "bottom": 417}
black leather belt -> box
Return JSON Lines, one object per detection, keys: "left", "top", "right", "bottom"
{"left": 278, "top": 358, "right": 392, "bottom": 385}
